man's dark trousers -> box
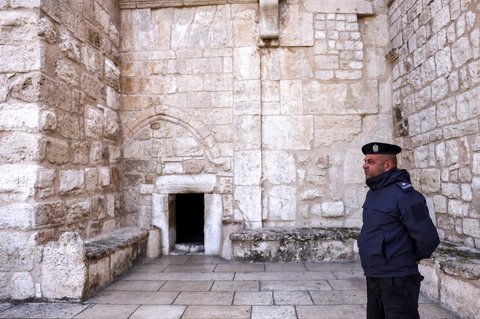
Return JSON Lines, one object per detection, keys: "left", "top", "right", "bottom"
{"left": 366, "top": 274, "right": 423, "bottom": 319}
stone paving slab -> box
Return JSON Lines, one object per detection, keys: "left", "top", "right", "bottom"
{"left": 0, "top": 255, "right": 461, "bottom": 319}
{"left": 0, "top": 303, "right": 88, "bottom": 319}
{"left": 74, "top": 304, "right": 139, "bottom": 319}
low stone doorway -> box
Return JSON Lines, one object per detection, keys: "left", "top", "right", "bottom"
{"left": 173, "top": 193, "right": 205, "bottom": 254}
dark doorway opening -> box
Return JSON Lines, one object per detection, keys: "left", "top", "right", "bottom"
{"left": 175, "top": 193, "right": 204, "bottom": 244}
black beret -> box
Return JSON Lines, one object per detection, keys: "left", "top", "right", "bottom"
{"left": 362, "top": 142, "right": 402, "bottom": 155}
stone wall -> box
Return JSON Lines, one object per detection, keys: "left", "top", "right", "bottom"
{"left": 388, "top": 0, "right": 480, "bottom": 248}
{"left": 0, "top": 0, "right": 123, "bottom": 300}
{"left": 120, "top": 0, "right": 394, "bottom": 255}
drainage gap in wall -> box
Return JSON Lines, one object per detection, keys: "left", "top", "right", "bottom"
{"left": 173, "top": 193, "right": 205, "bottom": 254}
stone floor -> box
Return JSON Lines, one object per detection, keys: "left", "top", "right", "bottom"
{"left": 0, "top": 255, "right": 460, "bottom": 319}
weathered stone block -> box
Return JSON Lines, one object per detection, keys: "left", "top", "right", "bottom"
{"left": 66, "top": 199, "right": 91, "bottom": 224}
{"left": 0, "top": 164, "right": 38, "bottom": 201}
{"left": 85, "top": 105, "right": 104, "bottom": 138}
{"left": 263, "top": 151, "right": 296, "bottom": 184}
{"left": 0, "top": 231, "right": 37, "bottom": 271}
{"left": 10, "top": 272, "right": 35, "bottom": 300}
{"left": 34, "top": 201, "right": 65, "bottom": 227}
{"left": 234, "top": 186, "right": 262, "bottom": 226}
{"left": 321, "top": 201, "right": 345, "bottom": 217}
{"left": 266, "top": 186, "right": 297, "bottom": 221}
{"left": 154, "top": 174, "right": 216, "bottom": 194}
{"left": 234, "top": 151, "right": 261, "bottom": 186}
{"left": 59, "top": 169, "right": 84, "bottom": 194}
{"left": 0, "top": 102, "right": 40, "bottom": 132}
{"left": 263, "top": 116, "right": 313, "bottom": 150}
{"left": 42, "top": 232, "right": 87, "bottom": 300}
{"left": 0, "top": 133, "right": 44, "bottom": 163}
{"left": 0, "top": 204, "right": 34, "bottom": 229}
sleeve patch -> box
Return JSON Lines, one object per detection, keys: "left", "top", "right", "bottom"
{"left": 411, "top": 203, "right": 429, "bottom": 222}
{"left": 396, "top": 181, "right": 413, "bottom": 192}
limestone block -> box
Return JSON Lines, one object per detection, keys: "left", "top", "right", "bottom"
{"left": 418, "top": 261, "right": 440, "bottom": 301}
{"left": 34, "top": 200, "right": 65, "bottom": 227}
{"left": 443, "top": 119, "right": 479, "bottom": 139}
{"left": 164, "top": 162, "right": 183, "bottom": 174}
{"left": 10, "top": 272, "right": 35, "bottom": 300}
{"left": 321, "top": 201, "right": 345, "bottom": 217}
{"left": 0, "top": 273, "right": 9, "bottom": 298}
{"left": 40, "top": 109, "right": 57, "bottom": 131}
{"left": 440, "top": 274, "right": 480, "bottom": 319}
{"left": 90, "top": 141, "right": 103, "bottom": 164}
{"left": 205, "top": 194, "right": 223, "bottom": 255}
{"left": 314, "top": 115, "right": 362, "bottom": 145}
{"left": 463, "top": 218, "right": 480, "bottom": 238}
{"left": 259, "top": 0, "right": 279, "bottom": 39}
{"left": 231, "top": 6, "right": 258, "bottom": 47}
{"left": 109, "top": 145, "right": 121, "bottom": 163}
{"left": 0, "top": 102, "right": 40, "bottom": 131}
{"left": 10, "top": 72, "right": 43, "bottom": 103}
{"left": 147, "top": 228, "right": 161, "bottom": 259}
{"left": 0, "top": 231, "right": 36, "bottom": 271}
{"left": 111, "top": 246, "right": 133, "bottom": 279}
{"left": 59, "top": 29, "right": 80, "bottom": 62}
{"left": 0, "top": 164, "right": 38, "bottom": 201}
{"left": 0, "top": 75, "right": 7, "bottom": 102}
{"left": 0, "top": 43, "right": 42, "bottom": 73}
{"left": 65, "top": 138, "right": 86, "bottom": 163}
{"left": 0, "top": 133, "right": 44, "bottom": 163}
{"left": 304, "top": 0, "right": 373, "bottom": 14}
{"left": 38, "top": 16, "right": 57, "bottom": 44}
{"left": 452, "top": 36, "right": 473, "bottom": 68}
{"left": 234, "top": 115, "right": 261, "bottom": 150}
{"left": 85, "top": 168, "right": 99, "bottom": 192}
{"left": 263, "top": 115, "right": 313, "bottom": 150}
{"left": 280, "top": 4, "right": 314, "bottom": 46}
{"left": 86, "top": 257, "right": 110, "bottom": 297}
{"left": 104, "top": 109, "right": 120, "bottom": 139}
{"left": 234, "top": 150, "right": 261, "bottom": 186}
{"left": 42, "top": 232, "right": 86, "bottom": 299}
{"left": 300, "top": 189, "right": 323, "bottom": 201}
{"left": 266, "top": 185, "right": 297, "bottom": 221}
{"left": 151, "top": 193, "right": 171, "bottom": 254}
{"left": 85, "top": 105, "right": 104, "bottom": 138}
{"left": 234, "top": 186, "right": 262, "bottom": 225}
{"left": 0, "top": 203, "right": 34, "bottom": 229}
{"left": 57, "top": 112, "right": 82, "bottom": 139}
{"left": 105, "top": 59, "right": 120, "bottom": 90}
{"left": 343, "top": 148, "right": 365, "bottom": 184}
{"left": 154, "top": 174, "right": 216, "bottom": 193}
{"left": 59, "top": 169, "right": 84, "bottom": 194}
{"left": 280, "top": 80, "right": 303, "bottom": 114}
{"left": 66, "top": 199, "right": 92, "bottom": 224}
{"left": 106, "top": 86, "right": 118, "bottom": 110}
{"left": 55, "top": 59, "right": 78, "bottom": 87}
{"left": 419, "top": 169, "right": 441, "bottom": 194}
{"left": 263, "top": 151, "right": 296, "bottom": 184}
{"left": 0, "top": 10, "right": 39, "bottom": 44}
{"left": 98, "top": 166, "right": 111, "bottom": 187}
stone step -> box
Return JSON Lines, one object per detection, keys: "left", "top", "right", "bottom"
{"left": 171, "top": 242, "right": 205, "bottom": 255}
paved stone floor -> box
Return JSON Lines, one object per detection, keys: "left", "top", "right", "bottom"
{"left": 0, "top": 255, "right": 460, "bottom": 319}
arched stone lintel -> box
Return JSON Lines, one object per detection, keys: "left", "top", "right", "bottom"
{"left": 123, "top": 110, "right": 222, "bottom": 163}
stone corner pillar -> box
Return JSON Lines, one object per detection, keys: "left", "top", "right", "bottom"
{"left": 41, "top": 232, "right": 87, "bottom": 300}
{"left": 146, "top": 227, "right": 162, "bottom": 259}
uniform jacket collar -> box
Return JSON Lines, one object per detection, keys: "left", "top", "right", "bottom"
{"left": 365, "top": 168, "right": 411, "bottom": 190}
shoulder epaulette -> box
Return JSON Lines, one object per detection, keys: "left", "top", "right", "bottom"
{"left": 396, "top": 181, "right": 413, "bottom": 192}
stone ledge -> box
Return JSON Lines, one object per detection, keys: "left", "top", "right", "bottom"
{"left": 420, "top": 242, "right": 480, "bottom": 319}
{"left": 230, "top": 227, "right": 359, "bottom": 262}
{"left": 83, "top": 227, "right": 150, "bottom": 299}
{"left": 85, "top": 227, "right": 149, "bottom": 260}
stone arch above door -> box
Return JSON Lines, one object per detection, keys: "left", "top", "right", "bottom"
{"left": 122, "top": 109, "right": 223, "bottom": 165}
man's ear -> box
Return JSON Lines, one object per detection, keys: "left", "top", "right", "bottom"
{"left": 384, "top": 160, "right": 393, "bottom": 171}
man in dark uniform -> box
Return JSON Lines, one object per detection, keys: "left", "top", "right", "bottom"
{"left": 358, "top": 142, "right": 440, "bottom": 319}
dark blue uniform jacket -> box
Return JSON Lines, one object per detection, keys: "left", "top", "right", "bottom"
{"left": 358, "top": 169, "right": 440, "bottom": 277}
